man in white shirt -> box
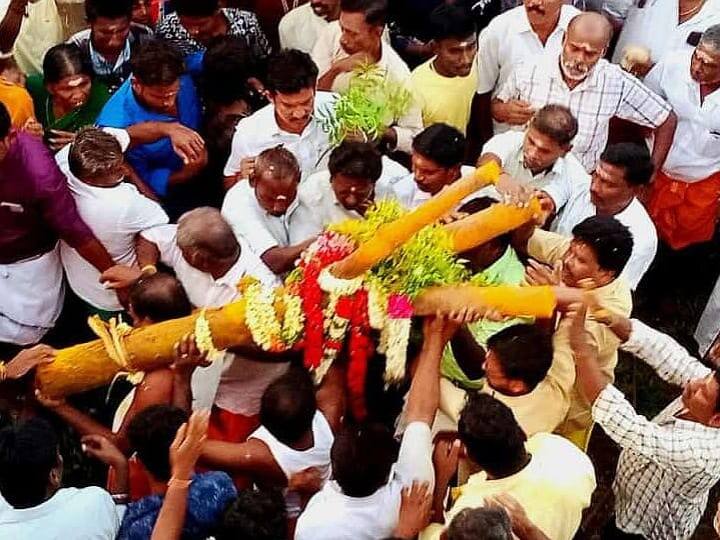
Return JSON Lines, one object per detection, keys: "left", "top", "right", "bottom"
{"left": 300, "top": 140, "right": 405, "bottom": 233}
{"left": 222, "top": 147, "right": 318, "bottom": 275}
{"left": 136, "top": 208, "right": 287, "bottom": 441}
{"left": 391, "top": 123, "right": 475, "bottom": 209}
{"left": 643, "top": 25, "right": 720, "bottom": 251}
{"left": 58, "top": 128, "right": 168, "bottom": 315}
{"left": 222, "top": 49, "right": 333, "bottom": 189}
{"left": 493, "top": 12, "right": 677, "bottom": 173}
{"left": 569, "top": 304, "right": 720, "bottom": 539}
{"left": 279, "top": 0, "right": 340, "bottom": 53}
{"left": 537, "top": 143, "right": 658, "bottom": 290}
{"left": 479, "top": 104, "right": 588, "bottom": 192}
{"left": 296, "top": 315, "right": 451, "bottom": 540}
{"left": 311, "top": 0, "right": 422, "bottom": 152}
{"left": 0, "top": 417, "right": 122, "bottom": 539}
{"left": 472, "top": 0, "right": 580, "bottom": 137}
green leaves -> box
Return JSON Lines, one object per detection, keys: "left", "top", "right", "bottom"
{"left": 318, "top": 63, "right": 412, "bottom": 147}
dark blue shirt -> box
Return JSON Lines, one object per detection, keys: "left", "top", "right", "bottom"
{"left": 117, "top": 471, "right": 237, "bottom": 540}
{"left": 96, "top": 74, "right": 202, "bottom": 197}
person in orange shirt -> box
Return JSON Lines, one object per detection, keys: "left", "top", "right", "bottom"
{"left": 0, "top": 53, "right": 37, "bottom": 130}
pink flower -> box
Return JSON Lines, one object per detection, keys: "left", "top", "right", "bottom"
{"left": 387, "top": 294, "right": 413, "bottom": 319}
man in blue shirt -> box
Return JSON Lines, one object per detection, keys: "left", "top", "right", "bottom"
{"left": 96, "top": 39, "right": 206, "bottom": 218}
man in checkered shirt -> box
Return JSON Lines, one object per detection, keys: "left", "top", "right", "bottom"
{"left": 568, "top": 303, "right": 720, "bottom": 539}
{"left": 492, "top": 12, "right": 677, "bottom": 173}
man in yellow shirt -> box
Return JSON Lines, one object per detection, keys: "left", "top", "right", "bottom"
{"left": 409, "top": 4, "right": 477, "bottom": 135}
{"left": 422, "top": 393, "right": 596, "bottom": 540}
{"left": 518, "top": 215, "right": 634, "bottom": 448}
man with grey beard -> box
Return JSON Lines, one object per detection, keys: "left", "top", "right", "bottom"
{"left": 491, "top": 12, "right": 677, "bottom": 173}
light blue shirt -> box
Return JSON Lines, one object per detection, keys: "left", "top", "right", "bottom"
{"left": 96, "top": 74, "right": 202, "bottom": 197}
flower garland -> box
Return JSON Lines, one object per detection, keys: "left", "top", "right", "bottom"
{"left": 382, "top": 294, "right": 413, "bottom": 384}
{"left": 241, "top": 277, "right": 288, "bottom": 352}
{"left": 347, "top": 287, "right": 373, "bottom": 420}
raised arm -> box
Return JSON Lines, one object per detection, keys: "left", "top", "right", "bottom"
{"left": 0, "top": 0, "right": 27, "bottom": 53}
{"left": 261, "top": 238, "right": 316, "bottom": 275}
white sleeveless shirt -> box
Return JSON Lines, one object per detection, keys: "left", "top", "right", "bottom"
{"left": 249, "top": 411, "right": 334, "bottom": 517}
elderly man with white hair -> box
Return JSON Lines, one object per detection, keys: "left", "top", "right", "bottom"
{"left": 492, "top": 12, "right": 677, "bottom": 173}
{"left": 129, "top": 208, "right": 288, "bottom": 440}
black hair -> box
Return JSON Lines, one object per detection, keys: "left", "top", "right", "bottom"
{"left": 340, "top": 0, "right": 388, "bottom": 26}
{"left": 429, "top": 4, "right": 477, "bottom": 42}
{"left": 266, "top": 49, "right": 318, "bottom": 95}
{"left": 131, "top": 39, "right": 185, "bottom": 86}
{"left": 0, "top": 418, "right": 59, "bottom": 509}
{"left": 571, "top": 215, "right": 634, "bottom": 277}
{"left": 174, "top": 0, "right": 219, "bottom": 17}
{"left": 216, "top": 488, "right": 288, "bottom": 540}
{"left": 331, "top": 422, "right": 399, "bottom": 497}
{"left": 448, "top": 507, "right": 513, "bottom": 540}
{"left": 0, "top": 101, "right": 11, "bottom": 139}
{"left": 530, "top": 105, "right": 578, "bottom": 147}
{"left": 328, "top": 141, "right": 383, "bottom": 183}
{"left": 260, "top": 367, "right": 317, "bottom": 446}
{"left": 412, "top": 123, "right": 466, "bottom": 168}
{"left": 458, "top": 393, "right": 527, "bottom": 478}
{"left": 129, "top": 272, "right": 192, "bottom": 323}
{"left": 458, "top": 196, "right": 511, "bottom": 248}
{"left": 202, "top": 35, "right": 256, "bottom": 107}
{"left": 86, "top": 0, "right": 133, "bottom": 21}
{"left": 599, "top": 143, "right": 654, "bottom": 187}
{"left": 486, "top": 324, "right": 553, "bottom": 390}
{"left": 43, "top": 44, "right": 91, "bottom": 85}
{"left": 127, "top": 405, "right": 188, "bottom": 481}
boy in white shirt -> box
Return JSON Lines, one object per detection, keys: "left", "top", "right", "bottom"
{"left": 58, "top": 127, "right": 168, "bottom": 315}
{"left": 295, "top": 316, "right": 454, "bottom": 540}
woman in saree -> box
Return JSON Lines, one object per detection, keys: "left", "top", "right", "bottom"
{"left": 26, "top": 43, "right": 111, "bottom": 152}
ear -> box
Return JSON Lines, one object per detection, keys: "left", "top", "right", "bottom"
{"left": 508, "top": 380, "right": 528, "bottom": 395}
{"left": 130, "top": 77, "right": 142, "bottom": 95}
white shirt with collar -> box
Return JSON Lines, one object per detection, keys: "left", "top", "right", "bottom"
{"left": 299, "top": 155, "right": 409, "bottom": 232}
{"left": 311, "top": 21, "right": 423, "bottom": 152}
{"left": 476, "top": 4, "right": 580, "bottom": 98}
{"left": 388, "top": 165, "right": 479, "bottom": 210}
{"left": 139, "top": 224, "right": 285, "bottom": 414}
{"left": 56, "top": 130, "right": 169, "bottom": 312}
{"left": 278, "top": 3, "right": 332, "bottom": 54}
{"left": 481, "top": 130, "right": 590, "bottom": 191}
{"left": 223, "top": 91, "right": 335, "bottom": 181}
{"left": 496, "top": 55, "right": 671, "bottom": 172}
{"left": 222, "top": 180, "right": 319, "bottom": 258}
{"left": 643, "top": 49, "right": 720, "bottom": 181}
{"left": 543, "top": 175, "right": 657, "bottom": 289}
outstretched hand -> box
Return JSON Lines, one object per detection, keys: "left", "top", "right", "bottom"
{"left": 393, "top": 481, "right": 433, "bottom": 539}
{"left": 170, "top": 410, "right": 210, "bottom": 481}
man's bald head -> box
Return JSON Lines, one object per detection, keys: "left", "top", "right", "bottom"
{"left": 561, "top": 13, "right": 612, "bottom": 82}
{"left": 567, "top": 12, "right": 613, "bottom": 48}
{"left": 177, "top": 207, "right": 239, "bottom": 264}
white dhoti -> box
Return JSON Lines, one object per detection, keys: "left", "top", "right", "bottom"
{"left": 0, "top": 245, "right": 64, "bottom": 345}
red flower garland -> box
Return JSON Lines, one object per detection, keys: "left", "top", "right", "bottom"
{"left": 347, "top": 288, "right": 373, "bottom": 420}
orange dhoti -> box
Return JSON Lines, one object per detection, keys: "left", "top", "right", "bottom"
{"left": 648, "top": 170, "right": 720, "bottom": 250}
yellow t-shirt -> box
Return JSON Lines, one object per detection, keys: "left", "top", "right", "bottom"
{"left": 409, "top": 57, "right": 477, "bottom": 135}
{"left": 421, "top": 433, "right": 596, "bottom": 540}
{"left": 527, "top": 229, "right": 633, "bottom": 436}
{"left": 0, "top": 77, "right": 34, "bottom": 128}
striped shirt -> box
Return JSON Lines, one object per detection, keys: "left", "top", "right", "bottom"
{"left": 592, "top": 319, "right": 720, "bottom": 539}
{"left": 496, "top": 55, "right": 671, "bottom": 172}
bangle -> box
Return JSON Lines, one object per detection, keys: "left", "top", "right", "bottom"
{"left": 167, "top": 477, "right": 192, "bottom": 489}
{"left": 140, "top": 264, "right": 157, "bottom": 277}
{"left": 0, "top": 361, "right": 6, "bottom": 381}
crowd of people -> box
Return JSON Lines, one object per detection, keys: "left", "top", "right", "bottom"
{"left": 0, "top": 0, "right": 719, "bottom": 538}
